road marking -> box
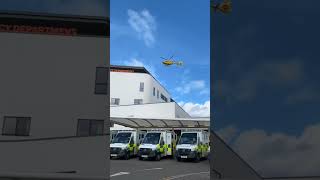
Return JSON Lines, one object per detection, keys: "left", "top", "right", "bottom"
{"left": 110, "top": 168, "right": 162, "bottom": 178}
{"left": 139, "top": 167, "right": 163, "bottom": 171}
{"left": 162, "top": 171, "right": 209, "bottom": 180}
{"left": 110, "top": 172, "right": 130, "bottom": 177}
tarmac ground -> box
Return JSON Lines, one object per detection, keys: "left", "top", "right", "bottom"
{"left": 110, "top": 156, "right": 210, "bottom": 180}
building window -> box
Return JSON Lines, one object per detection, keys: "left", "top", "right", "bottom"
{"left": 95, "top": 67, "right": 108, "bottom": 95}
{"left": 153, "top": 87, "right": 155, "bottom": 96}
{"left": 161, "top": 94, "right": 168, "bottom": 102}
{"left": 111, "top": 98, "right": 120, "bottom": 105}
{"left": 157, "top": 90, "right": 159, "bottom": 99}
{"left": 139, "top": 82, "right": 144, "bottom": 92}
{"left": 134, "top": 99, "right": 143, "bottom": 105}
{"left": 2, "top": 116, "right": 31, "bottom": 136}
{"left": 77, "top": 119, "right": 104, "bottom": 136}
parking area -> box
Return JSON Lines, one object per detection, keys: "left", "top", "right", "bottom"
{"left": 110, "top": 157, "right": 210, "bottom": 180}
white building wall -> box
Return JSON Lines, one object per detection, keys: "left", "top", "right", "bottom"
{"left": 110, "top": 70, "right": 171, "bottom": 105}
{"left": 111, "top": 102, "right": 176, "bottom": 119}
{"left": 111, "top": 102, "right": 190, "bottom": 119}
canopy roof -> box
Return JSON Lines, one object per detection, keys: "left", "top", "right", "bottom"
{"left": 110, "top": 116, "right": 210, "bottom": 129}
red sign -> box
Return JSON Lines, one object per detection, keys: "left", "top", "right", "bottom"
{"left": 0, "top": 24, "right": 78, "bottom": 36}
{"left": 110, "top": 69, "right": 135, "bottom": 73}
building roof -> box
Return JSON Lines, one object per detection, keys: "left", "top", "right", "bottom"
{"left": 110, "top": 65, "right": 151, "bottom": 74}
{"left": 110, "top": 116, "right": 209, "bottom": 129}
{"left": 0, "top": 11, "right": 109, "bottom": 22}
{"left": 110, "top": 65, "right": 172, "bottom": 99}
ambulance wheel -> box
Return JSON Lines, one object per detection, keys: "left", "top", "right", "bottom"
{"left": 155, "top": 154, "right": 161, "bottom": 161}
{"left": 139, "top": 156, "right": 143, "bottom": 160}
{"left": 194, "top": 153, "right": 200, "bottom": 163}
{"left": 124, "top": 152, "right": 130, "bottom": 160}
{"left": 176, "top": 157, "right": 181, "bottom": 162}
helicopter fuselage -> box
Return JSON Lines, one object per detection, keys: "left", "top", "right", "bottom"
{"left": 162, "top": 60, "right": 175, "bottom": 65}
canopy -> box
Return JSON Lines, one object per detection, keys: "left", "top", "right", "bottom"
{"left": 110, "top": 116, "right": 210, "bottom": 129}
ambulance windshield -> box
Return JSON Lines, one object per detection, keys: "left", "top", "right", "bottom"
{"left": 178, "top": 133, "right": 197, "bottom": 145}
{"left": 112, "top": 132, "right": 131, "bottom": 144}
{"left": 142, "top": 133, "right": 161, "bottom": 144}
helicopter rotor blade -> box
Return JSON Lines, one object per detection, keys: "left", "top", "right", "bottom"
{"left": 160, "top": 57, "right": 166, "bottom": 59}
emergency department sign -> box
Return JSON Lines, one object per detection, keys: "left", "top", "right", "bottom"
{"left": 0, "top": 12, "right": 109, "bottom": 37}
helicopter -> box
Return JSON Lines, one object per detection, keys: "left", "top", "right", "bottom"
{"left": 161, "top": 55, "right": 183, "bottom": 66}
{"left": 212, "top": 0, "right": 232, "bottom": 14}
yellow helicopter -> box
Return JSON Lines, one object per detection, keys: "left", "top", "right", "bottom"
{"left": 161, "top": 55, "right": 183, "bottom": 66}
{"left": 212, "top": 0, "right": 232, "bottom": 14}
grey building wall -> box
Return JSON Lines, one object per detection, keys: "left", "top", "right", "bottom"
{"left": 0, "top": 15, "right": 109, "bottom": 178}
{"left": 0, "top": 32, "right": 108, "bottom": 140}
{"left": 0, "top": 136, "right": 108, "bottom": 177}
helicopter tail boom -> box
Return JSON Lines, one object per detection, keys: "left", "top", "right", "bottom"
{"left": 175, "top": 61, "right": 183, "bottom": 66}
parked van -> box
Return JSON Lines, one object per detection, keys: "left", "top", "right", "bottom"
{"left": 138, "top": 130, "right": 176, "bottom": 161}
{"left": 110, "top": 130, "right": 146, "bottom": 159}
{"left": 175, "top": 129, "right": 209, "bottom": 162}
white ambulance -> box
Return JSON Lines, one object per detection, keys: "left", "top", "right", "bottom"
{"left": 110, "top": 130, "right": 146, "bottom": 159}
{"left": 138, "top": 130, "right": 177, "bottom": 161}
{"left": 175, "top": 129, "right": 210, "bottom": 162}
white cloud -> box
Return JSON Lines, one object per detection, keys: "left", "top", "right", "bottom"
{"left": 175, "top": 80, "right": 206, "bottom": 95}
{"left": 127, "top": 9, "right": 156, "bottom": 47}
{"left": 178, "top": 101, "right": 210, "bottom": 117}
{"left": 111, "top": 22, "right": 133, "bottom": 38}
{"left": 220, "top": 123, "right": 320, "bottom": 177}
{"left": 124, "top": 58, "right": 144, "bottom": 67}
{"left": 216, "top": 125, "right": 239, "bottom": 143}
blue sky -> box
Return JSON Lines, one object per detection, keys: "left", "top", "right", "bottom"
{"left": 213, "top": 0, "right": 320, "bottom": 177}
{"left": 110, "top": 0, "right": 210, "bottom": 117}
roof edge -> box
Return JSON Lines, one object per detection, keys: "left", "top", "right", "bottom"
{"left": 0, "top": 11, "right": 109, "bottom": 23}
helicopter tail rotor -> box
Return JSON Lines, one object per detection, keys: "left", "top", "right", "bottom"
{"left": 175, "top": 61, "right": 183, "bottom": 66}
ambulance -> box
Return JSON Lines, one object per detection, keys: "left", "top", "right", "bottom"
{"left": 138, "top": 130, "right": 177, "bottom": 161}
{"left": 110, "top": 130, "right": 146, "bottom": 159}
{"left": 175, "top": 129, "right": 210, "bottom": 162}
{"left": 110, "top": 125, "right": 133, "bottom": 142}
